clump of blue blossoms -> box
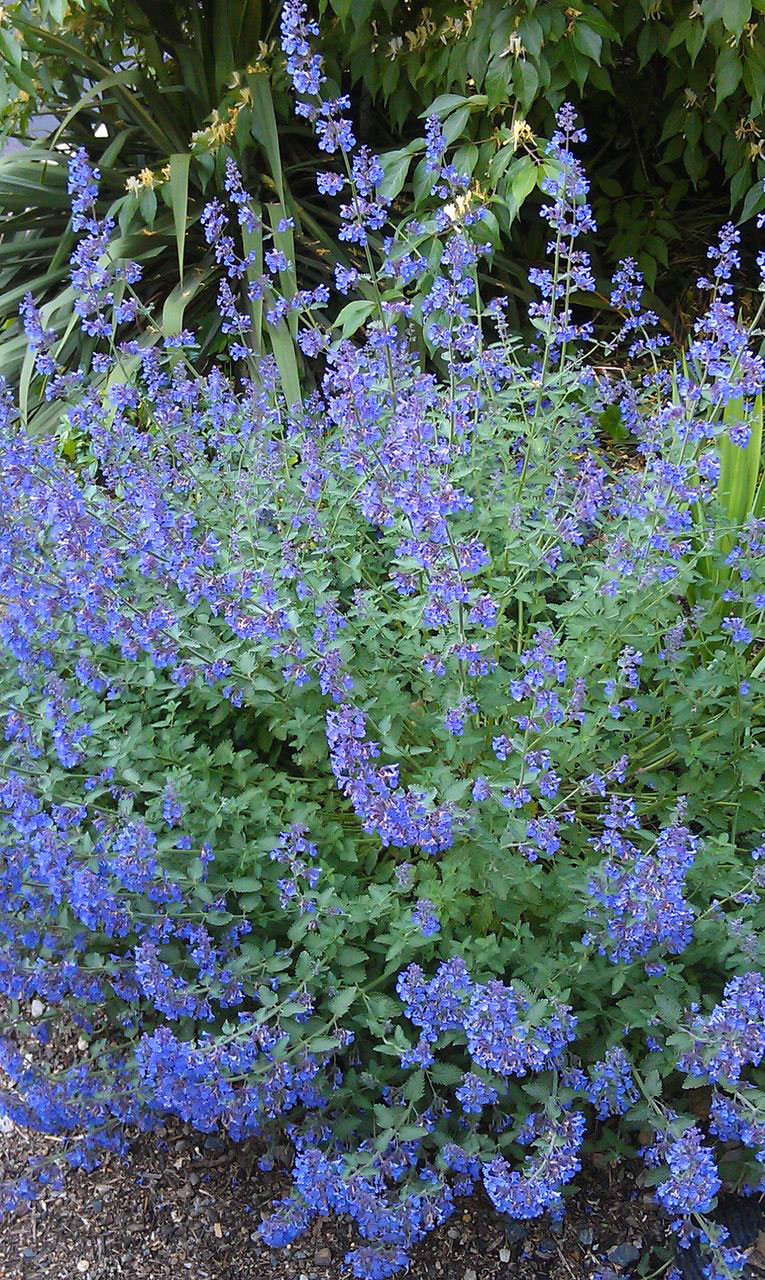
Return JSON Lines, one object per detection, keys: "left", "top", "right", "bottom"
{"left": 1, "top": 3, "right": 765, "bottom": 1277}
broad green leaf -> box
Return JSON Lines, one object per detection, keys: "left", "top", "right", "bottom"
{"left": 419, "top": 93, "right": 470, "bottom": 119}
{"left": 442, "top": 106, "right": 471, "bottom": 145}
{"left": 243, "top": 207, "right": 264, "bottom": 355}
{"left": 571, "top": 22, "right": 602, "bottom": 64}
{"left": 403, "top": 1070, "right": 425, "bottom": 1103}
{"left": 514, "top": 58, "right": 539, "bottom": 109}
{"left": 267, "top": 203, "right": 298, "bottom": 336}
{"left": 379, "top": 150, "right": 413, "bottom": 201}
{"left": 718, "top": 394, "right": 763, "bottom": 541}
{"left": 739, "top": 180, "right": 765, "bottom": 224}
{"left": 715, "top": 47, "right": 742, "bottom": 108}
{"left": 335, "top": 299, "right": 377, "bottom": 340}
{"left": 329, "top": 987, "right": 358, "bottom": 1018}
{"left": 722, "top": 0, "right": 752, "bottom": 33}
{"left": 507, "top": 156, "right": 539, "bottom": 213}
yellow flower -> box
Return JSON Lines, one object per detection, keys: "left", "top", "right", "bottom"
{"left": 125, "top": 167, "right": 157, "bottom": 194}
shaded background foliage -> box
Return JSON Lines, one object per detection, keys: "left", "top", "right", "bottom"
{"left": 0, "top": 0, "right": 764, "bottom": 395}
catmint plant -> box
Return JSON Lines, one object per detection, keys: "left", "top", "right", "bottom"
{"left": 0, "top": 6, "right": 764, "bottom": 1278}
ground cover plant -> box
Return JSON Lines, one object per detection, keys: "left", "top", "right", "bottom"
{"left": 1, "top": 4, "right": 765, "bottom": 1278}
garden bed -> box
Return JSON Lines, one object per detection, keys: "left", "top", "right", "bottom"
{"left": 1, "top": 1116, "right": 669, "bottom": 1280}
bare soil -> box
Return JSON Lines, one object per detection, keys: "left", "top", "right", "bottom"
{"left": 0, "top": 1117, "right": 674, "bottom": 1280}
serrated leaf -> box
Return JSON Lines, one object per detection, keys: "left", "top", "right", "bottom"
{"left": 330, "top": 986, "right": 358, "bottom": 1018}
{"left": 403, "top": 1069, "right": 426, "bottom": 1103}
{"left": 428, "top": 1062, "right": 464, "bottom": 1086}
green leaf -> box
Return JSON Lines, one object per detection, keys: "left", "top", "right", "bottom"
{"left": 428, "top": 1062, "right": 464, "bottom": 1086}
{"left": 715, "top": 46, "right": 742, "bottom": 107}
{"left": 243, "top": 209, "right": 264, "bottom": 355}
{"left": 138, "top": 187, "right": 157, "bottom": 226}
{"left": 485, "top": 56, "right": 512, "bottom": 110}
{"left": 412, "top": 156, "right": 433, "bottom": 208}
{"left": 718, "top": 394, "right": 763, "bottom": 549}
{"left": 231, "top": 876, "right": 261, "bottom": 892}
{"left": 268, "top": 318, "right": 302, "bottom": 410}
{"left": 507, "top": 155, "right": 538, "bottom": 213}
{"left": 722, "top": 0, "right": 752, "bottom": 34}
{"left": 403, "top": 1070, "right": 425, "bottom": 1103}
{"left": 571, "top": 22, "right": 603, "bottom": 64}
{"left": 739, "top": 179, "right": 765, "bottom": 223}
{"left": 513, "top": 59, "right": 539, "bottom": 109}
{"left": 248, "top": 72, "right": 285, "bottom": 205}
{"left": 330, "top": 986, "right": 358, "bottom": 1018}
{"left": 335, "top": 299, "right": 377, "bottom": 340}
{"left": 161, "top": 267, "right": 205, "bottom": 338}
{"left": 168, "top": 153, "right": 191, "bottom": 281}
{"left": 379, "top": 149, "right": 413, "bottom": 201}
{"left": 442, "top": 105, "right": 471, "bottom": 145}
{"left": 398, "top": 1124, "right": 429, "bottom": 1141}
{"left": 337, "top": 946, "right": 369, "bottom": 965}
{"left": 268, "top": 202, "right": 299, "bottom": 335}
{"left": 419, "top": 93, "right": 472, "bottom": 119}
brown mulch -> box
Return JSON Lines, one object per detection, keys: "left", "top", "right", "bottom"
{"left": 0, "top": 1116, "right": 674, "bottom": 1280}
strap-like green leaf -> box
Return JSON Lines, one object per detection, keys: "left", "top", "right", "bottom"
{"left": 161, "top": 267, "right": 206, "bottom": 338}
{"left": 243, "top": 210, "right": 264, "bottom": 356}
{"left": 719, "top": 394, "right": 763, "bottom": 532}
{"left": 267, "top": 203, "right": 298, "bottom": 336}
{"left": 51, "top": 70, "right": 135, "bottom": 145}
{"left": 168, "top": 153, "right": 192, "bottom": 281}
{"left": 268, "top": 318, "right": 302, "bottom": 411}
{"left": 248, "top": 71, "right": 285, "bottom": 205}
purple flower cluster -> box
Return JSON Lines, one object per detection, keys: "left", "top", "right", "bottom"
{"left": 585, "top": 810, "right": 699, "bottom": 969}
{"left": 270, "top": 824, "right": 322, "bottom": 916}
{"left": 677, "top": 973, "right": 765, "bottom": 1083}
{"left": 326, "top": 704, "right": 456, "bottom": 853}
{"left": 464, "top": 979, "right": 577, "bottom": 1077}
{"left": 644, "top": 1125, "right": 721, "bottom": 1224}
{"left": 395, "top": 960, "right": 575, "bottom": 1080}
{"left": 584, "top": 1047, "right": 639, "bottom": 1120}
{"left": 482, "top": 1108, "right": 586, "bottom": 1219}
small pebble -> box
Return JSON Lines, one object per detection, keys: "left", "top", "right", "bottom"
{"left": 315, "top": 1248, "right": 332, "bottom": 1266}
{"left": 607, "top": 1243, "right": 642, "bottom": 1269}
{"left": 503, "top": 1219, "right": 527, "bottom": 1245}
{"left": 537, "top": 1237, "right": 556, "bottom": 1259}
{"left": 76, "top": 1263, "right": 90, "bottom": 1274}
{"left": 464, "top": 1270, "right": 478, "bottom": 1280}
{"left": 499, "top": 1247, "right": 511, "bottom": 1263}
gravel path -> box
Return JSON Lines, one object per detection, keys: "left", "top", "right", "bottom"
{"left": 0, "top": 1117, "right": 674, "bottom": 1280}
